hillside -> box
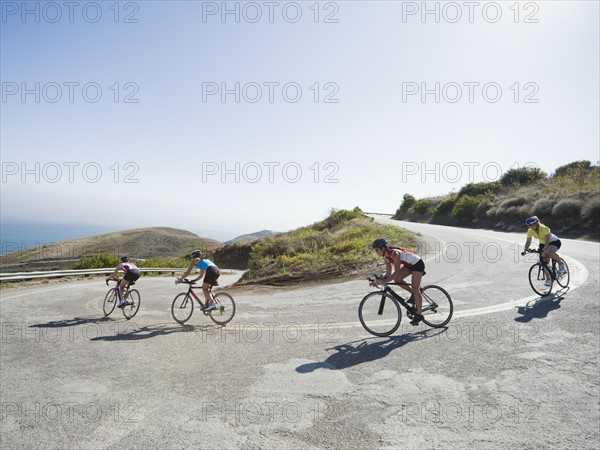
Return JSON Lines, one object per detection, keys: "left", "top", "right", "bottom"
{"left": 0, "top": 227, "right": 221, "bottom": 271}
{"left": 236, "top": 208, "right": 419, "bottom": 286}
{"left": 393, "top": 161, "right": 600, "bottom": 240}
{"left": 225, "top": 230, "right": 279, "bottom": 245}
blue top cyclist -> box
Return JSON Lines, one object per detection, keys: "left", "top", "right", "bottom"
{"left": 176, "top": 250, "right": 220, "bottom": 310}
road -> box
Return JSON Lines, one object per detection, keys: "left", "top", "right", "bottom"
{"left": 1, "top": 221, "right": 598, "bottom": 449}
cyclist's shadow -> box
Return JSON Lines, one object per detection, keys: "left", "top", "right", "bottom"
{"left": 88, "top": 323, "right": 217, "bottom": 341}
{"left": 29, "top": 315, "right": 112, "bottom": 329}
{"left": 296, "top": 328, "right": 447, "bottom": 373}
{"left": 515, "top": 292, "right": 565, "bottom": 323}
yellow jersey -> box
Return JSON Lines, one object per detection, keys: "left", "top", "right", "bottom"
{"left": 527, "top": 223, "right": 559, "bottom": 244}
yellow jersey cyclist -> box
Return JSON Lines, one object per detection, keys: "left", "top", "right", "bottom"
{"left": 521, "top": 216, "right": 566, "bottom": 286}
{"left": 106, "top": 256, "right": 141, "bottom": 308}
{"left": 371, "top": 238, "right": 426, "bottom": 326}
{"left": 176, "top": 250, "right": 220, "bottom": 310}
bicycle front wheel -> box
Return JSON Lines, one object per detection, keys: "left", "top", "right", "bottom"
{"left": 528, "top": 263, "right": 552, "bottom": 296}
{"left": 420, "top": 285, "right": 453, "bottom": 328}
{"left": 358, "top": 292, "right": 401, "bottom": 337}
{"left": 209, "top": 293, "right": 236, "bottom": 325}
{"left": 103, "top": 289, "right": 117, "bottom": 316}
{"left": 122, "top": 289, "right": 141, "bottom": 320}
{"left": 555, "top": 258, "right": 570, "bottom": 288}
{"left": 172, "top": 293, "right": 194, "bottom": 324}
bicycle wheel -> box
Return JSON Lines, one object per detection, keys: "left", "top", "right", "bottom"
{"left": 358, "top": 291, "right": 402, "bottom": 337}
{"left": 122, "top": 289, "right": 141, "bottom": 320}
{"left": 103, "top": 289, "right": 117, "bottom": 316}
{"left": 172, "top": 293, "right": 194, "bottom": 324}
{"left": 555, "top": 258, "right": 570, "bottom": 288}
{"left": 528, "top": 263, "right": 552, "bottom": 296}
{"left": 209, "top": 293, "right": 236, "bottom": 325}
{"left": 420, "top": 285, "right": 453, "bottom": 328}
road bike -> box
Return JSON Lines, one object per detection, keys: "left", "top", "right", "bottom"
{"left": 524, "top": 248, "right": 570, "bottom": 296}
{"left": 103, "top": 278, "right": 141, "bottom": 320}
{"left": 171, "top": 279, "right": 236, "bottom": 325}
{"left": 358, "top": 276, "right": 453, "bottom": 337}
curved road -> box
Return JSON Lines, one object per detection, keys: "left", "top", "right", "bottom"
{"left": 1, "top": 221, "right": 598, "bottom": 448}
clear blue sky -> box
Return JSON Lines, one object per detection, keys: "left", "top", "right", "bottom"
{"left": 1, "top": 1, "right": 598, "bottom": 242}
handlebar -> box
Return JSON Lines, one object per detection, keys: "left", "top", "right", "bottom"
{"left": 105, "top": 277, "right": 120, "bottom": 286}
{"left": 367, "top": 275, "right": 409, "bottom": 286}
{"left": 176, "top": 278, "right": 196, "bottom": 285}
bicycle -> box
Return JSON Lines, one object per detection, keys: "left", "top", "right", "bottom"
{"left": 524, "top": 248, "right": 570, "bottom": 296}
{"left": 171, "top": 279, "right": 236, "bottom": 325}
{"left": 358, "top": 276, "right": 453, "bottom": 337}
{"left": 103, "top": 278, "right": 141, "bottom": 320}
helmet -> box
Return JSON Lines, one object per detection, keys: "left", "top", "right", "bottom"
{"left": 120, "top": 256, "right": 129, "bottom": 262}
{"left": 525, "top": 216, "right": 539, "bottom": 226}
{"left": 191, "top": 250, "right": 202, "bottom": 258}
{"left": 372, "top": 238, "right": 388, "bottom": 249}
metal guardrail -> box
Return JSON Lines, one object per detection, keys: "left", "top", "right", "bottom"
{"left": 0, "top": 268, "right": 187, "bottom": 282}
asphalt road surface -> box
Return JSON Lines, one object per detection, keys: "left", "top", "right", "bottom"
{"left": 1, "top": 221, "right": 598, "bottom": 449}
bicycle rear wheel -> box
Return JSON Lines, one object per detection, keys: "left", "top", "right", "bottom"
{"left": 420, "top": 285, "right": 453, "bottom": 328}
{"left": 209, "top": 293, "right": 236, "bottom": 325}
{"left": 528, "top": 263, "right": 552, "bottom": 296}
{"left": 358, "top": 292, "right": 401, "bottom": 337}
{"left": 555, "top": 258, "right": 570, "bottom": 288}
{"left": 172, "top": 293, "right": 194, "bottom": 324}
{"left": 122, "top": 289, "right": 141, "bottom": 320}
{"left": 103, "top": 289, "right": 117, "bottom": 316}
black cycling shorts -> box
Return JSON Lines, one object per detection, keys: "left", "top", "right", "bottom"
{"left": 540, "top": 239, "right": 561, "bottom": 251}
{"left": 203, "top": 265, "right": 220, "bottom": 286}
{"left": 408, "top": 259, "right": 426, "bottom": 273}
{"left": 124, "top": 269, "right": 141, "bottom": 282}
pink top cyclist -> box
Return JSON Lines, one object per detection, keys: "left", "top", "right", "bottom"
{"left": 106, "top": 256, "right": 140, "bottom": 308}
{"left": 372, "top": 238, "right": 426, "bottom": 326}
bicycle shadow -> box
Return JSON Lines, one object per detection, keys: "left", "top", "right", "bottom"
{"left": 88, "top": 323, "right": 219, "bottom": 341}
{"left": 296, "top": 328, "right": 447, "bottom": 372}
{"left": 29, "top": 315, "right": 113, "bottom": 329}
{"left": 515, "top": 292, "right": 566, "bottom": 323}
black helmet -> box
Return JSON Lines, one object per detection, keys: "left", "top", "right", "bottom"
{"left": 120, "top": 256, "right": 129, "bottom": 262}
{"left": 191, "top": 250, "right": 202, "bottom": 258}
{"left": 372, "top": 238, "right": 388, "bottom": 249}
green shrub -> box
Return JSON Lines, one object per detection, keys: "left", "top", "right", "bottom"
{"left": 452, "top": 195, "right": 484, "bottom": 222}
{"left": 581, "top": 197, "right": 600, "bottom": 228}
{"left": 532, "top": 198, "right": 555, "bottom": 218}
{"left": 69, "top": 253, "right": 119, "bottom": 269}
{"left": 500, "top": 167, "right": 547, "bottom": 187}
{"left": 553, "top": 160, "right": 592, "bottom": 178}
{"left": 433, "top": 196, "right": 456, "bottom": 216}
{"left": 412, "top": 199, "right": 432, "bottom": 215}
{"left": 552, "top": 199, "right": 583, "bottom": 220}
{"left": 457, "top": 181, "right": 501, "bottom": 198}
{"left": 399, "top": 194, "right": 417, "bottom": 213}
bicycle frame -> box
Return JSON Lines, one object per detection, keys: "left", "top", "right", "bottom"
{"left": 529, "top": 249, "right": 557, "bottom": 281}
{"left": 183, "top": 284, "right": 212, "bottom": 310}
{"left": 374, "top": 283, "right": 417, "bottom": 314}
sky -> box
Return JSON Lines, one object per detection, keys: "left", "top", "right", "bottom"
{"left": 1, "top": 0, "right": 599, "bottom": 244}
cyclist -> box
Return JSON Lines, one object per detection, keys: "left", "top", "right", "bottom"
{"left": 176, "top": 250, "right": 220, "bottom": 311}
{"left": 371, "top": 238, "right": 425, "bottom": 325}
{"left": 521, "top": 216, "right": 565, "bottom": 286}
{"left": 106, "top": 256, "right": 140, "bottom": 308}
